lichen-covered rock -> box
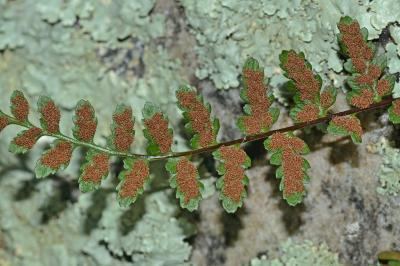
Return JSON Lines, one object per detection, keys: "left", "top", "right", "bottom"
{"left": 181, "top": 0, "right": 400, "bottom": 89}
{"left": 377, "top": 138, "right": 400, "bottom": 196}
{"left": 250, "top": 239, "right": 342, "bottom": 266}
{"left": 0, "top": 170, "right": 192, "bottom": 265}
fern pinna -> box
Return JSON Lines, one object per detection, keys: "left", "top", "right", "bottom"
{"left": 1, "top": 16, "right": 399, "bottom": 213}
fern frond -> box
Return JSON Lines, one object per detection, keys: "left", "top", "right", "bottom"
{"left": 0, "top": 15, "right": 398, "bottom": 213}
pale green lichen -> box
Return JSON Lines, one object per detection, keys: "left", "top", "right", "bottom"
{"left": 377, "top": 138, "right": 400, "bottom": 196}
{"left": 0, "top": 0, "right": 164, "bottom": 49}
{"left": 0, "top": 0, "right": 188, "bottom": 169}
{"left": 387, "top": 24, "right": 400, "bottom": 98}
{"left": 0, "top": 170, "right": 192, "bottom": 266}
{"left": 250, "top": 239, "right": 342, "bottom": 266}
{"left": 36, "top": 0, "right": 165, "bottom": 46}
{"left": 181, "top": 0, "right": 400, "bottom": 89}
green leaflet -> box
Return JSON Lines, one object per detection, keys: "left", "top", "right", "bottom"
{"left": 72, "top": 99, "right": 97, "bottom": 143}
{"left": 237, "top": 57, "right": 279, "bottom": 134}
{"left": 109, "top": 104, "right": 135, "bottom": 152}
{"left": 142, "top": 102, "right": 173, "bottom": 155}
{"left": 337, "top": 16, "right": 393, "bottom": 109}
{"left": 78, "top": 150, "right": 109, "bottom": 192}
{"left": 116, "top": 158, "right": 150, "bottom": 208}
{"left": 165, "top": 157, "right": 204, "bottom": 211}
{"left": 264, "top": 132, "right": 310, "bottom": 206}
{"left": 176, "top": 85, "right": 219, "bottom": 149}
{"left": 0, "top": 111, "right": 9, "bottom": 133}
{"left": 279, "top": 50, "right": 336, "bottom": 124}
{"left": 9, "top": 127, "right": 42, "bottom": 154}
{"left": 388, "top": 100, "right": 400, "bottom": 124}
{"left": 35, "top": 140, "right": 74, "bottom": 178}
{"left": 327, "top": 115, "right": 363, "bottom": 144}
{"left": 320, "top": 86, "right": 337, "bottom": 110}
{"left": 212, "top": 145, "right": 251, "bottom": 213}
{"left": 10, "top": 90, "right": 29, "bottom": 122}
{"left": 37, "top": 96, "right": 61, "bottom": 133}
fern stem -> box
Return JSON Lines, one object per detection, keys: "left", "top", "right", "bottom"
{"left": 5, "top": 115, "right": 134, "bottom": 158}
{"left": 4, "top": 96, "right": 396, "bottom": 161}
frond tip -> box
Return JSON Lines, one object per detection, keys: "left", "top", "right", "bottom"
{"left": 264, "top": 133, "right": 311, "bottom": 206}
{"left": 213, "top": 145, "right": 251, "bottom": 213}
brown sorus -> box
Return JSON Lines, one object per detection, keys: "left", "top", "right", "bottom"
{"left": 11, "top": 93, "right": 29, "bottom": 121}
{"left": 269, "top": 132, "right": 307, "bottom": 153}
{"left": 377, "top": 78, "right": 391, "bottom": 97}
{"left": 176, "top": 157, "right": 200, "bottom": 203}
{"left": 282, "top": 150, "right": 305, "bottom": 196}
{"left": 14, "top": 127, "right": 42, "bottom": 150}
{"left": 177, "top": 90, "right": 215, "bottom": 147}
{"left": 242, "top": 69, "right": 273, "bottom": 134}
{"left": 296, "top": 104, "right": 319, "bottom": 122}
{"left": 393, "top": 99, "right": 400, "bottom": 116}
{"left": 350, "top": 89, "right": 374, "bottom": 109}
{"left": 119, "top": 160, "right": 149, "bottom": 198}
{"left": 81, "top": 153, "right": 109, "bottom": 184}
{"left": 144, "top": 112, "right": 173, "bottom": 153}
{"left": 356, "top": 65, "right": 381, "bottom": 85}
{"left": 0, "top": 115, "right": 8, "bottom": 132}
{"left": 268, "top": 133, "right": 307, "bottom": 197}
{"left": 284, "top": 51, "right": 320, "bottom": 101}
{"left": 41, "top": 141, "right": 73, "bottom": 169}
{"left": 331, "top": 116, "right": 363, "bottom": 137}
{"left": 41, "top": 100, "right": 61, "bottom": 133}
{"left": 320, "top": 90, "right": 334, "bottom": 109}
{"left": 219, "top": 146, "right": 248, "bottom": 202}
{"left": 338, "top": 21, "right": 373, "bottom": 71}
{"left": 113, "top": 107, "right": 134, "bottom": 152}
{"left": 74, "top": 102, "right": 97, "bottom": 142}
